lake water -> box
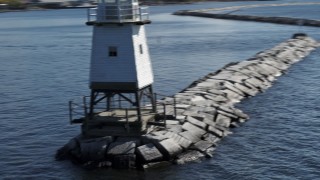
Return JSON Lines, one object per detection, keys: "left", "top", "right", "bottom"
{"left": 1, "top": 0, "right": 320, "bottom": 179}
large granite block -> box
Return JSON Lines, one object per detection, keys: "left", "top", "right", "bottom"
{"left": 190, "top": 100, "right": 213, "bottom": 107}
{"left": 166, "top": 120, "right": 180, "bottom": 125}
{"left": 141, "top": 134, "right": 168, "bottom": 144}
{"left": 182, "top": 109, "right": 199, "bottom": 116}
{"left": 259, "top": 63, "right": 282, "bottom": 76}
{"left": 107, "top": 141, "right": 136, "bottom": 156}
{"left": 208, "top": 125, "right": 223, "bottom": 137}
{"left": 207, "top": 89, "right": 225, "bottom": 96}
{"left": 222, "top": 89, "right": 244, "bottom": 102}
{"left": 223, "top": 81, "right": 246, "bottom": 97}
{"left": 201, "top": 107, "right": 217, "bottom": 115}
{"left": 175, "top": 150, "right": 205, "bottom": 165}
{"left": 179, "top": 131, "right": 201, "bottom": 143}
{"left": 202, "top": 117, "right": 216, "bottom": 127}
{"left": 166, "top": 124, "right": 183, "bottom": 134}
{"left": 234, "top": 82, "right": 258, "bottom": 97}
{"left": 191, "top": 95, "right": 207, "bottom": 102}
{"left": 215, "top": 114, "right": 232, "bottom": 127}
{"left": 136, "top": 143, "right": 163, "bottom": 163}
{"left": 186, "top": 116, "right": 207, "bottom": 129}
{"left": 245, "top": 77, "right": 270, "bottom": 91}
{"left": 182, "top": 122, "right": 207, "bottom": 138}
{"left": 204, "top": 94, "right": 229, "bottom": 103}
{"left": 203, "top": 133, "right": 221, "bottom": 144}
{"left": 216, "top": 110, "right": 237, "bottom": 120}
{"left": 112, "top": 154, "right": 136, "bottom": 169}
{"left": 56, "top": 137, "right": 80, "bottom": 160}
{"left": 80, "top": 137, "right": 110, "bottom": 161}
{"left": 191, "top": 140, "right": 215, "bottom": 152}
{"left": 151, "top": 130, "right": 168, "bottom": 136}
{"left": 165, "top": 131, "right": 192, "bottom": 149}
{"left": 215, "top": 125, "right": 233, "bottom": 136}
{"left": 156, "top": 138, "right": 183, "bottom": 159}
{"left": 116, "top": 137, "right": 141, "bottom": 146}
{"left": 175, "top": 104, "right": 191, "bottom": 109}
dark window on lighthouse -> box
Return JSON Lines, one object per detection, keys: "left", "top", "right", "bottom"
{"left": 139, "top": 44, "right": 143, "bottom": 54}
{"left": 109, "top": 46, "right": 118, "bottom": 57}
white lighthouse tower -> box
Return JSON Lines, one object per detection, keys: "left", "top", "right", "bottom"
{"left": 83, "top": 0, "right": 155, "bottom": 136}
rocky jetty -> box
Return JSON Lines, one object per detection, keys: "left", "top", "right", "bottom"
{"left": 173, "top": 2, "right": 320, "bottom": 28}
{"left": 173, "top": 11, "right": 320, "bottom": 27}
{"left": 56, "top": 34, "right": 319, "bottom": 169}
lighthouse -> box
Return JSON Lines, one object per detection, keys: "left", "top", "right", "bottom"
{"left": 82, "top": 0, "right": 155, "bottom": 137}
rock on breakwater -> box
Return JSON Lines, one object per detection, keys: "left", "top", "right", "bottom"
{"left": 56, "top": 34, "right": 319, "bottom": 169}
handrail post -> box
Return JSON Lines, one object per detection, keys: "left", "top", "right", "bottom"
{"left": 126, "top": 108, "right": 129, "bottom": 123}
{"left": 154, "top": 93, "right": 157, "bottom": 113}
{"left": 69, "top": 101, "right": 73, "bottom": 124}
{"left": 174, "top": 97, "right": 177, "bottom": 118}
{"left": 83, "top": 96, "right": 88, "bottom": 119}
{"left": 125, "top": 108, "right": 130, "bottom": 132}
{"left": 163, "top": 103, "right": 166, "bottom": 128}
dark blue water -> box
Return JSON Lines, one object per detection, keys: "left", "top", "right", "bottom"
{"left": 1, "top": 1, "right": 320, "bottom": 179}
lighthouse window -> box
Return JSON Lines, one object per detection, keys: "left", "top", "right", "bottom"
{"left": 109, "top": 46, "right": 118, "bottom": 57}
{"left": 139, "top": 44, "right": 143, "bottom": 54}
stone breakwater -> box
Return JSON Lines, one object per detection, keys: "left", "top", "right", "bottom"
{"left": 174, "top": 11, "right": 320, "bottom": 27}
{"left": 173, "top": 3, "right": 320, "bottom": 27}
{"left": 56, "top": 34, "right": 319, "bottom": 169}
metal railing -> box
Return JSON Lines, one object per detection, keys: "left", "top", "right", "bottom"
{"left": 68, "top": 96, "right": 89, "bottom": 124}
{"left": 68, "top": 92, "right": 178, "bottom": 129}
{"left": 87, "top": 6, "right": 149, "bottom": 23}
{"left": 154, "top": 93, "right": 178, "bottom": 118}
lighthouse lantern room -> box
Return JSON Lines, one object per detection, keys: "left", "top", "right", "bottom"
{"left": 79, "top": 0, "right": 156, "bottom": 137}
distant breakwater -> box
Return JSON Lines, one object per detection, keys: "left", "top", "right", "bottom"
{"left": 56, "top": 34, "right": 319, "bottom": 169}
{"left": 173, "top": 11, "right": 320, "bottom": 27}
{"left": 173, "top": 2, "right": 320, "bottom": 27}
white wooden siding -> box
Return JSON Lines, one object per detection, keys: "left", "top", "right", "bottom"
{"left": 90, "top": 24, "right": 154, "bottom": 89}
{"left": 132, "top": 25, "right": 154, "bottom": 89}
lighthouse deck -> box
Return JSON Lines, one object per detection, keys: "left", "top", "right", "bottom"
{"left": 91, "top": 109, "right": 155, "bottom": 124}
{"left": 81, "top": 109, "right": 159, "bottom": 137}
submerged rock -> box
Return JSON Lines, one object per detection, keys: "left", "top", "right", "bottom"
{"left": 175, "top": 150, "right": 206, "bottom": 165}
